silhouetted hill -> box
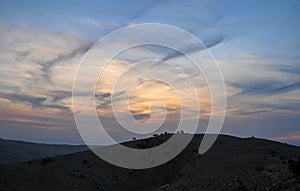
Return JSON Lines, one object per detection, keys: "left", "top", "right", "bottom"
{"left": 1, "top": 134, "right": 300, "bottom": 190}
{"left": 0, "top": 138, "right": 88, "bottom": 164}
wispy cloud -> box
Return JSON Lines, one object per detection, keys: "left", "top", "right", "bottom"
{"left": 130, "top": 110, "right": 151, "bottom": 122}
{"left": 45, "top": 90, "right": 72, "bottom": 102}
{"left": 0, "top": 92, "right": 70, "bottom": 112}
{"left": 37, "top": 41, "right": 94, "bottom": 83}
{"left": 161, "top": 35, "right": 226, "bottom": 61}
{"left": 275, "top": 132, "right": 300, "bottom": 142}
{"left": 0, "top": 25, "right": 94, "bottom": 86}
{"left": 0, "top": 93, "right": 46, "bottom": 108}
{"left": 230, "top": 80, "right": 300, "bottom": 96}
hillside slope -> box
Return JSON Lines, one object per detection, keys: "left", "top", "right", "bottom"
{"left": 0, "top": 138, "right": 88, "bottom": 164}
{"left": 1, "top": 134, "right": 300, "bottom": 190}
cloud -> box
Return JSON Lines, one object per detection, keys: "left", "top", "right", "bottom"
{"left": 0, "top": 25, "right": 94, "bottom": 86}
{"left": 37, "top": 41, "right": 94, "bottom": 83}
{"left": 129, "top": 110, "right": 151, "bottom": 122}
{"left": 95, "top": 91, "right": 126, "bottom": 111}
{"left": 275, "top": 132, "right": 300, "bottom": 142}
{"left": 0, "top": 93, "right": 46, "bottom": 107}
{"left": 235, "top": 109, "right": 272, "bottom": 116}
{"left": 0, "top": 119, "right": 54, "bottom": 129}
{"left": 230, "top": 80, "right": 300, "bottom": 96}
{"left": 95, "top": 92, "right": 111, "bottom": 99}
{"left": 95, "top": 92, "right": 112, "bottom": 110}
{"left": 45, "top": 90, "right": 72, "bottom": 102}
{"left": 230, "top": 81, "right": 279, "bottom": 96}
{"left": 271, "top": 81, "right": 300, "bottom": 94}
{"left": 0, "top": 92, "right": 70, "bottom": 112}
{"left": 270, "top": 63, "right": 300, "bottom": 76}
{"left": 42, "top": 104, "right": 70, "bottom": 111}
{"left": 162, "top": 35, "right": 226, "bottom": 61}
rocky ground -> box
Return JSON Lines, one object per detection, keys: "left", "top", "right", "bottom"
{"left": 1, "top": 134, "right": 300, "bottom": 191}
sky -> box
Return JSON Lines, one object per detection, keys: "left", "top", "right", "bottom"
{"left": 0, "top": 0, "right": 300, "bottom": 145}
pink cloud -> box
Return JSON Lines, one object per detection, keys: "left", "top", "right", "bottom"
{"left": 275, "top": 133, "right": 300, "bottom": 141}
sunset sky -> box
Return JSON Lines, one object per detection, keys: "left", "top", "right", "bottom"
{"left": 0, "top": 1, "right": 299, "bottom": 145}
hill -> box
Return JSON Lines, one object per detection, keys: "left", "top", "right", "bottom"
{"left": 0, "top": 138, "right": 88, "bottom": 164}
{"left": 1, "top": 134, "right": 300, "bottom": 190}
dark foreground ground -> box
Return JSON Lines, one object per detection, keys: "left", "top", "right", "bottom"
{"left": 1, "top": 134, "right": 300, "bottom": 191}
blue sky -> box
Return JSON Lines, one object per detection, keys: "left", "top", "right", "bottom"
{"left": 0, "top": 0, "right": 300, "bottom": 145}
